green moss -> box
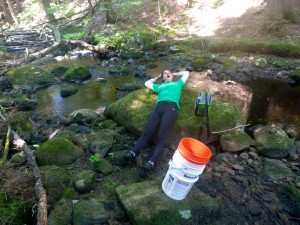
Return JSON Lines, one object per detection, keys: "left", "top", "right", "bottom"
{"left": 89, "top": 153, "right": 114, "bottom": 175}
{"left": 62, "top": 64, "right": 91, "bottom": 82}
{"left": 0, "top": 190, "right": 31, "bottom": 225}
{"left": 178, "top": 89, "right": 242, "bottom": 132}
{"left": 10, "top": 113, "right": 33, "bottom": 134}
{"left": 191, "top": 56, "right": 211, "bottom": 71}
{"left": 0, "top": 96, "right": 14, "bottom": 108}
{"left": 35, "top": 137, "right": 84, "bottom": 166}
{"left": 63, "top": 188, "right": 78, "bottom": 199}
{"left": 120, "top": 66, "right": 131, "bottom": 75}
{"left": 40, "top": 166, "right": 72, "bottom": 202}
{"left": 5, "top": 65, "right": 56, "bottom": 86}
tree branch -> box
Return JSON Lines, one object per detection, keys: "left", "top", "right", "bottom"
{"left": 211, "top": 124, "right": 250, "bottom": 134}
{"left": 11, "top": 130, "right": 47, "bottom": 225}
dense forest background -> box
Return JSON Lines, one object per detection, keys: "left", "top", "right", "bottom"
{"left": 0, "top": 1, "right": 300, "bottom": 225}
{"left": 1, "top": 0, "right": 299, "bottom": 46}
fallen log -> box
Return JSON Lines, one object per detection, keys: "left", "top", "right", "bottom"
{"left": 25, "top": 41, "right": 63, "bottom": 63}
{"left": 12, "top": 130, "right": 47, "bottom": 225}
{"left": 68, "top": 39, "right": 108, "bottom": 53}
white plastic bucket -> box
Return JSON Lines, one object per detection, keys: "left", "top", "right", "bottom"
{"left": 162, "top": 138, "right": 212, "bottom": 200}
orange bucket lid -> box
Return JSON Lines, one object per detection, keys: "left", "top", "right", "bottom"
{"left": 178, "top": 138, "right": 212, "bottom": 165}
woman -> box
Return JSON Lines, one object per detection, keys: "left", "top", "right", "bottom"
{"left": 124, "top": 69, "right": 190, "bottom": 173}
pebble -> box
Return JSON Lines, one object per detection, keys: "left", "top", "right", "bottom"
{"left": 240, "top": 153, "right": 249, "bottom": 160}
{"left": 248, "top": 152, "right": 258, "bottom": 160}
{"left": 232, "top": 164, "right": 245, "bottom": 170}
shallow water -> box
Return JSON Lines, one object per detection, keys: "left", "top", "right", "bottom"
{"left": 31, "top": 58, "right": 300, "bottom": 131}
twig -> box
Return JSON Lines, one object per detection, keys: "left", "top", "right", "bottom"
{"left": 211, "top": 124, "right": 250, "bottom": 134}
{"left": 48, "top": 129, "right": 59, "bottom": 140}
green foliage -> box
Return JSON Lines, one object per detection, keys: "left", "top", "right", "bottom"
{"left": 62, "top": 31, "right": 85, "bottom": 40}
{"left": 95, "top": 27, "right": 126, "bottom": 48}
{"left": 89, "top": 154, "right": 102, "bottom": 164}
{"left": 0, "top": 191, "right": 29, "bottom": 225}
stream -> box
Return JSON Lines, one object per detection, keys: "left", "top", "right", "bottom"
{"left": 28, "top": 58, "right": 300, "bottom": 131}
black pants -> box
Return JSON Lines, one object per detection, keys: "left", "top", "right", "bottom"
{"left": 132, "top": 101, "right": 178, "bottom": 163}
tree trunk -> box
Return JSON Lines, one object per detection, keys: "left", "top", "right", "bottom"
{"left": 266, "top": 0, "right": 293, "bottom": 20}
{"left": 6, "top": 0, "right": 18, "bottom": 24}
{"left": 0, "top": 0, "right": 13, "bottom": 25}
{"left": 40, "top": 0, "right": 57, "bottom": 24}
{"left": 87, "top": 0, "right": 93, "bottom": 8}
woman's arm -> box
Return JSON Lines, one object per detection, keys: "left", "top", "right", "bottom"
{"left": 145, "top": 75, "right": 161, "bottom": 90}
{"left": 173, "top": 71, "right": 189, "bottom": 83}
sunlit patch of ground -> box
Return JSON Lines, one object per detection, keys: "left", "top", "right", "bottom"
{"left": 186, "top": 0, "right": 265, "bottom": 36}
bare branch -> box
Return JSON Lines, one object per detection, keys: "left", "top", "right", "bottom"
{"left": 12, "top": 130, "right": 47, "bottom": 225}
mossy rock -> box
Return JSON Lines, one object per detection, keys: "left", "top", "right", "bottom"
{"left": 50, "top": 66, "right": 68, "bottom": 77}
{"left": 48, "top": 197, "right": 72, "bottom": 225}
{"left": 70, "top": 109, "right": 100, "bottom": 124}
{"left": 89, "top": 153, "right": 114, "bottom": 175}
{"left": 0, "top": 96, "right": 14, "bottom": 108}
{"left": 72, "top": 198, "right": 109, "bottom": 225}
{"left": 15, "top": 98, "right": 38, "bottom": 111}
{"left": 35, "top": 137, "right": 84, "bottom": 166}
{"left": 5, "top": 65, "right": 56, "bottom": 86}
{"left": 116, "top": 181, "right": 223, "bottom": 225}
{"left": 11, "top": 112, "right": 34, "bottom": 134}
{"left": 60, "top": 86, "right": 78, "bottom": 97}
{"left": 289, "top": 69, "right": 300, "bottom": 83}
{"left": 118, "top": 82, "right": 141, "bottom": 91}
{"left": 73, "top": 170, "right": 96, "bottom": 193}
{"left": 105, "top": 88, "right": 243, "bottom": 140}
{"left": 40, "top": 165, "right": 71, "bottom": 203}
{"left": 253, "top": 124, "right": 294, "bottom": 159}
{"left": 263, "top": 158, "right": 294, "bottom": 182}
{"left": 62, "top": 64, "right": 91, "bottom": 82}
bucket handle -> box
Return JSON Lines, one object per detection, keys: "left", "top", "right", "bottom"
{"left": 168, "top": 160, "right": 188, "bottom": 171}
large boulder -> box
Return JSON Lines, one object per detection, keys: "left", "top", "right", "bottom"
{"left": 104, "top": 88, "right": 243, "bottom": 140}
{"left": 116, "top": 180, "right": 245, "bottom": 225}
{"left": 253, "top": 124, "right": 294, "bottom": 159}
{"left": 34, "top": 137, "right": 84, "bottom": 166}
